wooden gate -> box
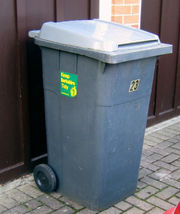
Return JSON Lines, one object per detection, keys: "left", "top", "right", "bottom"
{"left": 141, "top": 0, "right": 180, "bottom": 126}
{"left": 0, "top": 0, "right": 99, "bottom": 183}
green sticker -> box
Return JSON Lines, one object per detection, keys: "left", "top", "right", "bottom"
{"left": 60, "top": 71, "right": 78, "bottom": 98}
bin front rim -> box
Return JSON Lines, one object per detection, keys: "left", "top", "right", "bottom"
{"left": 34, "top": 37, "right": 172, "bottom": 64}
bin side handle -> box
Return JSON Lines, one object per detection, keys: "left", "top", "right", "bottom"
{"left": 28, "top": 30, "right": 40, "bottom": 38}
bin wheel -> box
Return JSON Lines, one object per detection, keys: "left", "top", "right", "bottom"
{"left": 33, "top": 164, "right": 57, "bottom": 193}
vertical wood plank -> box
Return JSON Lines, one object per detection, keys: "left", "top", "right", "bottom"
{"left": 156, "top": 0, "right": 180, "bottom": 115}
{"left": 90, "top": 0, "right": 99, "bottom": 19}
{"left": 16, "top": 0, "right": 31, "bottom": 169}
{"left": 0, "top": 0, "right": 27, "bottom": 182}
{"left": 56, "top": 0, "right": 90, "bottom": 21}
{"left": 141, "top": 0, "right": 161, "bottom": 120}
{"left": 26, "top": 0, "right": 55, "bottom": 160}
{"left": 141, "top": 0, "right": 162, "bottom": 35}
{"left": 55, "top": 0, "right": 65, "bottom": 21}
{"left": 141, "top": 0, "right": 180, "bottom": 126}
{"left": 174, "top": 25, "right": 180, "bottom": 109}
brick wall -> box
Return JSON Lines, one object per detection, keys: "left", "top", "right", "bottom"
{"left": 111, "top": 0, "right": 141, "bottom": 28}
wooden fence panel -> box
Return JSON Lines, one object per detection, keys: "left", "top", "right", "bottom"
{"left": 141, "top": 0, "right": 180, "bottom": 125}
{"left": 0, "top": 0, "right": 99, "bottom": 183}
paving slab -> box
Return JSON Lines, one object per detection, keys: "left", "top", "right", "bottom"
{"left": 0, "top": 118, "right": 180, "bottom": 214}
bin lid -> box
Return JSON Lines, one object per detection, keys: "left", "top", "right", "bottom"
{"left": 29, "top": 19, "right": 172, "bottom": 63}
{"left": 34, "top": 19, "right": 160, "bottom": 52}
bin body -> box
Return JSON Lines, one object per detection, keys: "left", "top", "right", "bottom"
{"left": 41, "top": 47, "right": 156, "bottom": 209}
{"left": 31, "top": 20, "right": 172, "bottom": 210}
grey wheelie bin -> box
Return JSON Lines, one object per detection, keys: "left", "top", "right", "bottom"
{"left": 29, "top": 19, "right": 172, "bottom": 210}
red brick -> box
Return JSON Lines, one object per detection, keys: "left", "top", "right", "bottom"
{"left": 132, "top": 5, "right": 140, "bottom": 13}
{"left": 112, "top": 0, "right": 124, "bottom": 4}
{"left": 111, "top": 16, "right": 123, "bottom": 24}
{"left": 125, "top": 0, "right": 139, "bottom": 4}
{"left": 124, "top": 15, "right": 139, "bottom": 24}
{"left": 112, "top": 5, "right": 131, "bottom": 15}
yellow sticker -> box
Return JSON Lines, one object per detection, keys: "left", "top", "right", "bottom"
{"left": 60, "top": 71, "right": 78, "bottom": 98}
{"left": 129, "top": 79, "right": 140, "bottom": 92}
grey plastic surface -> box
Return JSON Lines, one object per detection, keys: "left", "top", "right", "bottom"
{"left": 40, "top": 46, "right": 157, "bottom": 210}
{"left": 31, "top": 19, "right": 172, "bottom": 63}
{"left": 35, "top": 37, "right": 172, "bottom": 64}
{"left": 36, "top": 19, "right": 160, "bottom": 52}
{"left": 32, "top": 20, "right": 172, "bottom": 210}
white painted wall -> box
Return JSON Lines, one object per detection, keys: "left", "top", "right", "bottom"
{"left": 99, "top": 0, "right": 112, "bottom": 21}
